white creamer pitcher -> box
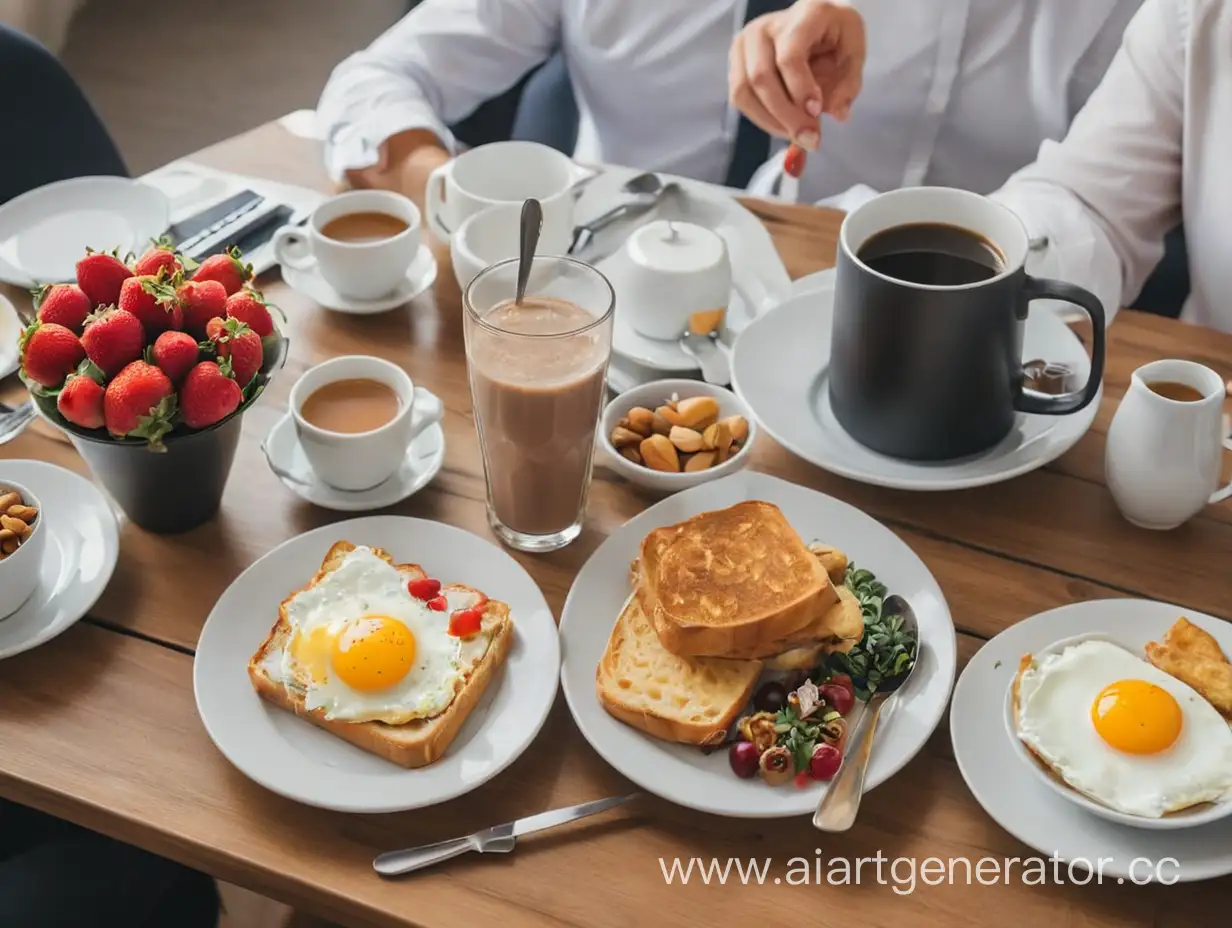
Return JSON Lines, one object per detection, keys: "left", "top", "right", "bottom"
{"left": 1106, "top": 359, "right": 1232, "bottom": 529}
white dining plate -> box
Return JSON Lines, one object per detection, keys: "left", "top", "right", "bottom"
{"left": 951, "top": 599, "right": 1232, "bottom": 882}
{"left": 731, "top": 283, "right": 1101, "bottom": 490}
{"left": 0, "top": 292, "right": 21, "bottom": 379}
{"left": 558, "top": 470, "right": 957, "bottom": 818}
{"left": 0, "top": 460, "right": 120, "bottom": 660}
{"left": 194, "top": 515, "right": 559, "bottom": 813}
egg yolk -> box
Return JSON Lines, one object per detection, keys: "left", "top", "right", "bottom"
{"left": 330, "top": 615, "right": 416, "bottom": 693}
{"left": 1091, "top": 679, "right": 1183, "bottom": 755}
{"left": 289, "top": 625, "right": 335, "bottom": 685}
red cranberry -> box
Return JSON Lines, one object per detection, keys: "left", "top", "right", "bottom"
{"left": 729, "top": 741, "right": 761, "bottom": 779}
{"left": 820, "top": 682, "right": 855, "bottom": 716}
{"left": 752, "top": 681, "right": 788, "bottom": 714}
{"left": 809, "top": 743, "right": 843, "bottom": 780}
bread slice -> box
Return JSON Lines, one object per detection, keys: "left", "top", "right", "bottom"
{"left": 1146, "top": 618, "right": 1232, "bottom": 719}
{"left": 637, "top": 501, "right": 838, "bottom": 658}
{"left": 597, "top": 595, "right": 762, "bottom": 746}
{"left": 247, "top": 541, "right": 514, "bottom": 768}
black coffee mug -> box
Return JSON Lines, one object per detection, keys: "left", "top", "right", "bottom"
{"left": 830, "top": 187, "right": 1106, "bottom": 461}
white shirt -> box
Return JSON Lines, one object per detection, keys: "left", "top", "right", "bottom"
{"left": 318, "top": 0, "right": 1140, "bottom": 201}
{"left": 993, "top": 0, "right": 1229, "bottom": 331}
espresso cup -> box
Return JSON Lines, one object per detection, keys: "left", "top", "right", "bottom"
{"left": 425, "top": 141, "right": 581, "bottom": 249}
{"left": 831, "top": 187, "right": 1107, "bottom": 460}
{"left": 619, "top": 220, "right": 732, "bottom": 340}
{"left": 290, "top": 355, "right": 443, "bottom": 491}
{"left": 451, "top": 201, "right": 571, "bottom": 291}
{"left": 1106, "top": 360, "right": 1232, "bottom": 529}
{"left": 273, "top": 190, "right": 421, "bottom": 301}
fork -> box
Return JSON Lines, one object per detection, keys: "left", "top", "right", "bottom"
{"left": 0, "top": 401, "right": 36, "bottom": 445}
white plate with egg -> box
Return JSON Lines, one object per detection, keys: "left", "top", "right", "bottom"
{"left": 952, "top": 599, "right": 1232, "bottom": 881}
{"left": 193, "top": 515, "right": 559, "bottom": 813}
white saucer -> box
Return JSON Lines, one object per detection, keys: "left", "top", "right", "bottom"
{"left": 0, "top": 292, "right": 21, "bottom": 379}
{"left": 731, "top": 283, "right": 1101, "bottom": 491}
{"left": 0, "top": 460, "right": 120, "bottom": 660}
{"left": 279, "top": 244, "right": 437, "bottom": 314}
{"left": 0, "top": 177, "right": 169, "bottom": 286}
{"left": 194, "top": 515, "right": 560, "bottom": 812}
{"left": 559, "top": 470, "right": 957, "bottom": 818}
{"left": 261, "top": 409, "right": 445, "bottom": 512}
{"left": 951, "top": 599, "right": 1232, "bottom": 882}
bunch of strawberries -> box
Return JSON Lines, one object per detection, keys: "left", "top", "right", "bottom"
{"left": 18, "top": 242, "right": 280, "bottom": 449}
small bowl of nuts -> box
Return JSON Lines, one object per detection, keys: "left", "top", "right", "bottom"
{"left": 601, "top": 379, "right": 757, "bottom": 493}
{"left": 0, "top": 480, "right": 45, "bottom": 618}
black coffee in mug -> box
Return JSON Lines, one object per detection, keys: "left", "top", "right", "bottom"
{"left": 830, "top": 187, "right": 1107, "bottom": 461}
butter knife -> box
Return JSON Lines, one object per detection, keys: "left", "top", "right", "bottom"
{"left": 373, "top": 793, "right": 641, "bottom": 876}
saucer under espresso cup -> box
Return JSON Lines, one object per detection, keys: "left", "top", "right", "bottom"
{"left": 830, "top": 187, "right": 1107, "bottom": 461}
{"left": 273, "top": 190, "right": 421, "bottom": 301}
{"left": 426, "top": 141, "right": 583, "bottom": 248}
{"left": 451, "top": 200, "right": 570, "bottom": 291}
{"left": 620, "top": 220, "right": 730, "bottom": 341}
{"left": 1106, "top": 359, "right": 1232, "bottom": 529}
{"left": 289, "top": 355, "right": 443, "bottom": 492}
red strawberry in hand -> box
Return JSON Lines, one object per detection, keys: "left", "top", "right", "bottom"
{"left": 118, "top": 273, "right": 182, "bottom": 336}
{"left": 34, "top": 284, "right": 92, "bottom": 333}
{"left": 57, "top": 371, "right": 106, "bottom": 429}
{"left": 193, "top": 246, "right": 252, "bottom": 296}
{"left": 81, "top": 307, "right": 145, "bottom": 377}
{"left": 75, "top": 249, "right": 133, "bottom": 307}
{"left": 18, "top": 321, "right": 85, "bottom": 388}
{"left": 176, "top": 278, "right": 227, "bottom": 338}
{"left": 179, "top": 360, "right": 242, "bottom": 429}
{"left": 224, "top": 287, "right": 274, "bottom": 337}
{"left": 149, "top": 330, "right": 199, "bottom": 385}
{"left": 132, "top": 240, "right": 182, "bottom": 278}
{"left": 103, "top": 360, "right": 176, "bottom": 447}
{"left": 205, "top": 316, "right": 261, "bottom": 387}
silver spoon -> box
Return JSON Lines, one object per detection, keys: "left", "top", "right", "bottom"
{"left": 568, "top": 172, "right": 678, "bottom": 255}
{"left": 678, "top": 329, "right": 731, "bottom": 385}
{"left": 516, "top": 198, "right": 543, "bottom": 305}
{"left": 813, "top": 594, "right": 920, "bottom": 832}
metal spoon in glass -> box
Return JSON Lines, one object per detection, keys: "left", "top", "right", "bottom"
{"left": 812, "top": 594, "right": 920, "bottom": 832}
{"left": 515, "top": 198, "right": 543, "bottom": 305}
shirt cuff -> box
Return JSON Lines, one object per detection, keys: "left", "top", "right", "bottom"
{"left": 319, "top": 101, "right": 458, "bottom": 183}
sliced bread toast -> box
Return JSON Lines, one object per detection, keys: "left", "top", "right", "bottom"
{"left": 597, "top": 595, "right": 762, "bottom": 746}
{"left": 247, "top": 541, "right": 514, "bottom": 768}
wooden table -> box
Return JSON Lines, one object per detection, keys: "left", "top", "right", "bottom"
{"left": 1, "top": 122, "right": 1230, "bottom": 928}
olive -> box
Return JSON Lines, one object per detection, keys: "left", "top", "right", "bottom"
{"left": 752, "top": 680, "right": 788, "bottom": 713}
{"left": 819, "top": 682, "right": 855, "bottom": 716}
{"left": 729, "top": 741, "right": 761, "bottom": 779}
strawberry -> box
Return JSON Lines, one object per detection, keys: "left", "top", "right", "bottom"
{"left": 118, "top": 273, "right": 182, "bottom": 336}
{"left": 75, "top": 249, "right": 133, "bottom": 307}
{"left": 149, "top": 330, "right": 199, "bottom": 385}
{"left": 104, "top": 361, "right": 176, "bottom": 446}
{"left": 176, "top": 278, "right": 227, "bottom": 337}
{"left": 193, "top": 246, "right": 252, "bottom": 296}
{"left": 223, "top": 287, "right": 274, "bottom": 337}
{"left": 179, "top": 360, "right": 242, "bottom": 429}
{"left": 57, "top": 371, "right": 106, "bottom": 429}
{"left": 18, "top": 321, "right": 85, "bottom": 388}
{"left": 132, "top": 242, "right": 181, "bottom": 278}
{"left": 81, "top": 307, "right": 145, "bottom": 377}
{"left": 33, "top": 283, "right": 92, "bottom": 332}
{"left": 205, "top": 316, "right": 261, "bottom": 387}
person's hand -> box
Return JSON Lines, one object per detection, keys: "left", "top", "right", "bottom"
{"left": 729, "top": 0, "right": 866, "bottom": 151}
{"left": 346, "top": 128, "right": 450, "bottom": 212}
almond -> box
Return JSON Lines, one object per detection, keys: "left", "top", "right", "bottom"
{"left": 0, "top": 515, "right": 29, "bottom": 537}
{"left": 624, "top": 407, "right": 656, "bottom": 437}
{"left": 0, "top": 491, "right": 18, "bottom": 514}
{"left": 712, "top": 421, "right": 735, "bottom": 463}
{"left": 669, "top": 426, "right": 704, "bottom": 453}
{"left": 656, "top": 404, "right": 684, "bottom": 428}
{"left": 685, "top": 451, "right": 717, "bottom": 472}
{"left": 0, "top": 529, "right": 13, "bottom": 543}
{"left": 610, "top": 426, "right": 644, "bottom": 449}
{"left": 619, "top": 446, "right": 642, "bottom": 465}
{"left": 640, "top": 434, "right": 680, "bottom": 473}
{"left": 651, "top": 411, "right": 673, "bottom": 435}
{"left": 674, "top": 396, "right": 720, "bottom": 430}
{"left": 7, "top": 504, "right": 36, "bottom": 523}
{"left": 1, "top": 537, "right": 16, "bottom": 555}
{"left": 702, "top": 422, "right": 719, "bottom": 450}
{"left": 721, "top": 414, "right": 749, "bottom": 443}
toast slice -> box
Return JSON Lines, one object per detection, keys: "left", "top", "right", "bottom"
{"left": 247, "top": 541, "right": 514, "bottom": 768}
{"left": 597, "top": 596, "right": 762, "bottom": 746}
{"left": 637, "top": 501, "right": 837, "bottom": 658}
{"left": 1146, "top": 618, "right": 1232, "bottom": 719}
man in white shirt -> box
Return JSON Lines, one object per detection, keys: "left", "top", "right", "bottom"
{"left": 318, "top": 0, "right": 1142, "bottom": 208}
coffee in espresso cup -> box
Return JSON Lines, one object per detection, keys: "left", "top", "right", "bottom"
{"left": 273, "top": 190, "right": 420, "bottom": 301}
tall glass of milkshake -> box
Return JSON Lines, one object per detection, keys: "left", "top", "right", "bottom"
{"left": 463, "top": 256, "right": 615, "bottom": 552}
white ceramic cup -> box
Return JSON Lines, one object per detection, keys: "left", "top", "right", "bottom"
{"left": 619, "top": 220, "right": 732, "bottom": 340}
{"left": 1106, "top": 359, "right": 1232, "bottom": 529}
{"left": 289, "top": 355, "right": 443, "bottom": 491}
{"left": 273, "top": 190, "right": 421, "bottom": 301}
{"left": 425, "top": 141, "right": 582, "bottom": 248}
{"left": 0, "top": 479, "right": 47, "bottom": 619}
{"left": 451, "top": 201, "right": 571, "bottom": 291}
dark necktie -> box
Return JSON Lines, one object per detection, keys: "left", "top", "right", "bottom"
{"left": 723, "top": 0, "right": 795, "bottom": 189}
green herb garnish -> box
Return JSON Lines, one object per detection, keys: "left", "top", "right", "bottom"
{"left": 774, "top": 706, "right": 820, "bottom": 773}
{"left": 825, "top": 564, "right": 918, "bottom": 702}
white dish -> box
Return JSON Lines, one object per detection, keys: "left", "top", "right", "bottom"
{"left": 1004, "top": 631, "right": 1232, "bottom": 831}
{"left": 279, "top": 244, "right": 436, "bottom": 314}
{"left": 0, "top": 460, "right": 120, "bottom": 660}
{"left": 952, "top": 599, "right": 1232, "bottom": 882}
{"left": 193, "top": 515, "right": 559, "bottom": 813}
{"left": 0, "top": 177, "right": 169, "bottom": 286}
{"left": 599, "top": 379, "right": 756, "bottom": 493}
{"left": 0, "top": 292, "right": 21, "bottom": 379}
{"left": 731, "top": 285, "right": 1101, "bottom": 491}
{"left": 261, "top": 410, "right": 445, "bottom": 512}
{"left": 559, "top": 470, "right": 956, "bottom": 818}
